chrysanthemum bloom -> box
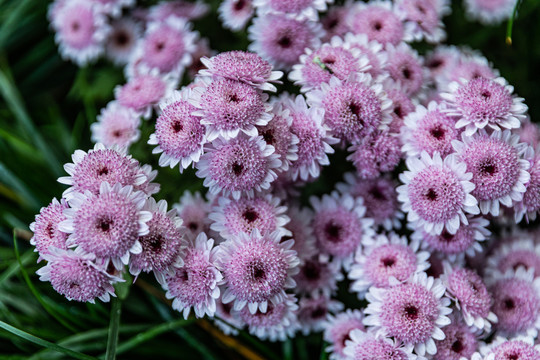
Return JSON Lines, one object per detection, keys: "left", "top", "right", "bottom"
{"left": 441, "top": 265, "right": 497, "bottom": 332}
{"left": 347, "top": 131, "right": 402, "bottom": 179}
{"left": 337, "top": 173, "right": 404, "bottom": 230}
{"left": 349, "top": 233, "right": 430, "bottom": 298}
{"left": 173, "top": 191, "right": 212, "bottom": 240}
{"left": 218, "top": 0, "right": 254, "bottom": 31}
{"left": 451, "top": 130, "right": 531, "bottom": 216}
{"left": 445, "top": 53, "right": 499, "bottom": 89}
{"left": 92, "top": 0, "right": 135, "bottom": 18}
{"left": 515, "top": 150, "right": 540, "bottom": 223}
{"left": 288, "top": 37, "right": 371, "bottom": 93}
{"left": 49, "top": 0, "right": 110, "bottom": 66}
{"left": 413, "top": 216, "right": 490, "bottom": 259}
{"left": 385, "top": 43, "right": 426, "bottom": 96}
{"left": 195, "top": 135, "right": 281, "bottom": 200}
{"left": 397, "top": 151, "right": 479, "bottom": 235}
{"left": 284, "top": 94, "right": 338, "bottom": 181}
{"left": 321, "top": 5, "right": 352, "bottom": 41}
{"left": 253, "top": 0, "right": 331, "bottom": 21}
{"left": 105, "top": 17, "right": 142, "bottom": 66}
{"left": 58, "top": 144, "right": 159, "bottom": 200}
{"left": 189, "top": 78, "right": 272, "bottom": 141}
{"left": 257, "top": 100, "right": 299, "bottom": 172}
{"left": 148, "top": 0, "right": 210, "bottom": 21}
{"left": 115, "top": 67, "right": 177, "bottom": 119}
{"left": 486, "top": 238, "right": 540, "bottom": 279}
{"left": 347, "top": 1, "right": 404, "bottom": 46}
{"left": 248, "top": 13, "right": 323, "bottom": 70}
{"left": 306, "top": 73, "right": 392, "bottom": 144}
{"left": 464, "top": 0, "right": 516, "bottom": 25}
{"left": 30, "top": 198, "right": 70, "bottom": 260}
{"left": 472, "top": 336, "right": 540, "bottom": 360}
{"left": 235, "top": 294, "right": 299, "bottom": 341}
{"left": 213, "top": 296, "right": 244, "bottom": 335}
{"left": 129, "top": 16, "right": 197, "bottom": 76}
{"left": 199, "top": 51, "right": 283, "bottom": 92}
{"left": 91, "top": 101, "right": 141, "bottom": 149}
{"left": 59, "top": 183, "right": 151, "bottom": 270}
{"left": 164, "top": 232, "right": 222, "bottom": 319}
{"left": 37, "top": 248, "right": 122, "bottom": 303}
{"left": 324, "top": 309, "right": 365, "bottom": 360}
{"left": 216, "top": 230, "right": 299, "bottom": 314}
{"left": 441, "top": 77, "right": 527, "bottom": 136}
{"left": 129, "top": 199, "right": 185, "bottom": 284}
{"left": 396, "top": 0, "right": 449, "bottom": 43}
{"left": 401, "top": 102, "right": 460, "bottom": 158}
{"left": 424, "top": 45, "right": 461, "bottom": 84}
{"left": 296, "top": 293, "right": 344, "bottom": 335}
{"left": 343, "top": 329, "right": 417, "bottom": 360}
{"left": 433, "top": 322, "right": 478, "bottom": 360}
{"left": 310, "top": 192, "right": 374, "bottom": 268}
{"left": 386, "top": 87, "right": 416, "bottom": 135}
{"left": 282, "top": 205, "right": 317, "bottom": 261}
{"left": 209, "top": 194, "right": 290, "bottom": 240}
{"left": 363, "top": 272, "right": 452, "bottom": 356}
{"left": 148, "top": 89, "right": 206, "bottom": 172}
{"left": 293, "top": 255, "right": 343, "bottom": 296}
{"left": 489, "top": 268, "right": 540, "bottom": 338}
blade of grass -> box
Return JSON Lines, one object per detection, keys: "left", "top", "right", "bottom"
{"left": 0, "top": 248, "right": 33, "bottom": 285}
{"left": 104, "top": 297, "right": 121, "bottom": 360}
{"left": 0, "top": 320, "right": 98, "bottom": 360}
{"left": 0, "top": 162, "right": 40, "bottom": 209}
{"left": 506, "top": 0, "right": 523, "bottom": 45}
{"left": 0, "top": 0, "right": 35, "bottom": 47}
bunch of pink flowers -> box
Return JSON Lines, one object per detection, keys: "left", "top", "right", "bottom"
{"left": 31, "top": 0, "right": 540, "bottom": 359}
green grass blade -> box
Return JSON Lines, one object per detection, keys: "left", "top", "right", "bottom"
{"left": 0, "top": 320, "right": 98, "bottom": 360}
{"left": 506, "top": 0, "right": 523, "bottom": 45}
{"left": 0, "top": 162, "right": 40, "bottom": 210}
{"left": 0, "top": 249, "right": 33, "bottom": 285}
{"left": 104, "top": 297, "right": 121, "bottom": 360}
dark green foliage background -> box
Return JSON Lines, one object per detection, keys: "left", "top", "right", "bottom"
{"left": 0, "top": 0, "right": 539, "bottom": 358}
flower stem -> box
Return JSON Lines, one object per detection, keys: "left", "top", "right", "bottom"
{"left": 105, "top": 297, "right": 122, "bottom": 360}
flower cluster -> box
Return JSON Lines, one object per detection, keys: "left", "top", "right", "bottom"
{"left": 35, "top": 0, "right": 540, "bottom": 358}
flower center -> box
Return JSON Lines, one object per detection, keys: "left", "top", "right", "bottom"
{"left": 250, "top": 260, "right": 266, "bottom": 281}
{"left": 430, "top": 125, "right": 445, "bottom": 140}
{"left": 404, "top": 305, "right": 419, "bottom": 320}
{"left": 261, "top": 129, "right": 274, "bottom": 145}
{"left": 504, "top": 297, "right": 515, "bottom": 310}
{"left": 98, "top": 218, "right": 113, "bottom": 232}
{"left": 277, "top": 36, "right": 292, "bottom": 48}
{"left": 98, "top": 167, "right": 109, "bottom": 176}
{"left": 234, "top": 0, "right": 246, "bottom": 10}
{"left": 324, "top": 222, "right": 342, "bottom": 242}
{"left": 303, "top": 261, "right": 320, "bottom": 280}
{"left": 373, "top": 21, "right": 382, "bottom": 31}
{"left": 172, "top": 121, "right": 183, "bottom": 133}
{"left": 115, "top": 31, "right": 129, "bottom": 46}
{"left": 231, "top": 162, "right": 244, "bottom": 176}
{"left": 479, "top": 160, "right": 496, "bottom": 175}
{"left": 425, "top": 188, "right": 438, "bottom": 201}
{"left": 382, "top": 257, "right": 396, "bottom": 267}
{"left": 402, "top": 67, "right": 411, "bottom": 79}
{"left": 451, "top": 339, "right": 464, "bottom": 353}
{"left": 242, "top": 208, "right": 259, "bottom": 223}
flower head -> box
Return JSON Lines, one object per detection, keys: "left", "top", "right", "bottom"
{"left": 105, "top": 17, "right": 142, "bottom": 66}
{"left": 173, "top": 191, "right": 212, "bottom": 240}
{"left": 293, "top": 255, "right": 343, "bottom": 297}
{"left": 343, "top": 329, "right": 417, "bottom": 360}
{"left": 30, "top": 198, "right": 70, "bottom": 260}
{"left": 397, "top": 0, "right": 448, "bottom": 43}
{"left": 348, "top": 1, "right": 404, "bottom": 46}
{"left": 433, "top": 322, "right": 478, "bottom": 360}
{"left": 218, "top": 0, "right": 254, "bottom": 31}
{"left": 91, "top": 101, "right": 141, "bottom": 149}
{"left": 347, "top": 131, "right": 402, "bottom": 179}
{"left": 296, "top": 293, "right": 344, "bottom": 335}
{"left": 385, "top": 43, "right": 426, "bottom": 96}
{"left": 464, "top": 0, "right": 516, "bottom": 25}
{"left": 324, "top": 309, "right": 365, "bottom": 360}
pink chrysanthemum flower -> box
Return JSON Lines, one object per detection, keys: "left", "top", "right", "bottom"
{"left": 464, "top": 0, "right": 516, "bottom": 25}
{"left": 195, "top": 135, "right": 281, "bottom": 200}
{"left": 324, "top": 309, "right": 365, "bottom": 360}
{"left": 253, "top": 0, "right": 331, "bottom": 21}
{"left": 91, "top": 101, "right": 141, "bottom": 149}
{"left": 347, "top": 131, "right": 402, "bottom": 179}
{"left": 30, "top": 198, "right": 70, "bottom": 260}
{"left": 321, "top": 5, "right": 352, "bottom": 40}
{"left": 347, "top": 1, "right": 404, "bottom": 46}
{"left": 216, "top": 230, "right": 299, "bottom": 314}
{"left": 115, "top": 67, "right": 177, "bottom": 119}
{"left": 189, "top": 77, "right": 272, "bottom": 141}
{"left": 486, "top": 238, "right": 540, "bottom": 280}
{"left": 337, "top": 173, "right": 404, "bottom": 230}
{"left": 129, "top": 16, "right": 197, "bottom": 77}
{"left": 433, "top": 322, "right": 478, "bottom": 360}
{"left": 218, "top": 0, "right": 254, "bottom": 32}
{"left": 386, "top": 87, "right": 416, "bottom": 135}
{"left": 310, "top": 192, "right": 374, "bottom": 268}
{"left": 92, "top": 0, "right": 135, "bottom": 18}
{"left": 441, "top": 77, "right": 527, "bottom": 136}
{"left": 488, "top": 268, "right": 540, "bottom": 338}
{"left": 413, "top": 216, "right": 490, "bottom": 259}
{"left": 396, "top": 0, "right": 449, "bottom": 43}
{"left": 37, "top": 248, "right": 121, "bottom": 303}
{"left": 343, "top": 329, "right": 418, "bottom": 360}
{"left": 288, "top": 36, "right": 371, "bottom": 93}
{"left": 173, "top": 191, "right": 212, "bottom": 240}
{"left": 306, "top": 73, "right": 392, "bottom": 143}
{"left": 401, "top": 101, "right": 461, "bottom": 158}
{"left": 441, "top": 264, "right": 497, "bottom": 332}
{"left": 397, "top": 151, "right": 479, "bottom": 235}
{"left": 164, "top": 232, "right": 222, "bottom": 319}
{"left": 385, "top": 43, "right": 426, "bottom": 96}
{"left": 129, "top": 198, "right": 185, "bottom": 284}
{"left": 445, "top": 53, "right": 499, "bottom": 88}
{"left": 342, "top": 32, "right": 388, "bottom": 78}
{"left": 364, "top": 272, "right": 452, "bottom": 356}
{"left": 148, "top": 89, "right": 206, "bottom": 172}
{"left": 235, "top": 293, "right": 299, "bottom": 341}
{"left": 282, "top": 205, "right": 317, "bottom": 261}
{"left": 213, "top": 296, "right": 243, "bottom": 335}
{"left": 257, "top": 100, "right": 299, "bottom": 172}
{"left": 293, "top": 255, "right": 343, "bottom": 297}
{"left": 58, "top": 144, "right": 159, "bottom": 200}
{"left": 49, "top": 0, "right": 110, "bottom": 66}
{"left": 148, "top": 0, "right": 210, "bottom": 22}
{"left": 248, "top": 13, "right": 324, "bottom": 70}
{"left": 472, "top": 336, "right": 540, "bottom": 360}
{"left": 209, "top": 194, "right": 290, "bottom": 240}
{"left": 59, "top": 182, "right": 151, "bottom": 270}
{"left": 284, "top": 94, "right": 338, "bottom": 181}
{"left": 424, "top": 45, "right": 461, "bottom": 84}
{"left": 349, "top": 233, "right": 430, "bottom": 298}
{"left": 451, "top": 130, "right": 531, "bottom": 216}
{"left": 515, "top": 150, "right": 540, "bottom": 223}
{"left": 199, "top": 51, "right": 283, "bottom": 92}
{"left": 105, "top": 17, "right": 142, "bottom": 66}
{"left": 296, "top": 293, "right": 344, "bottom": 335}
